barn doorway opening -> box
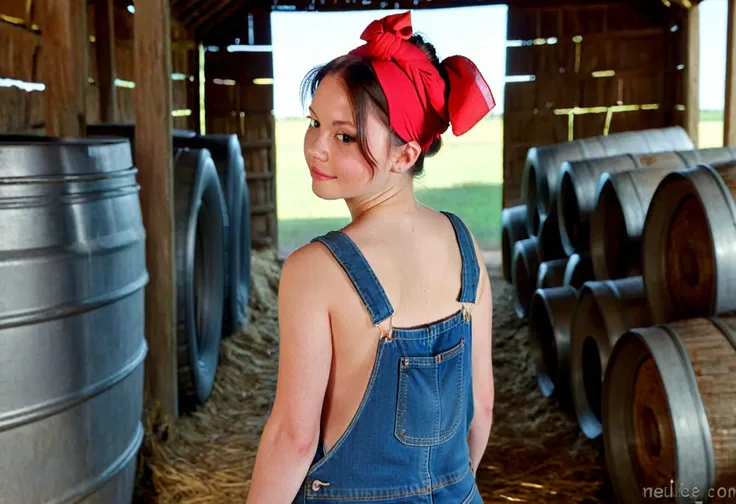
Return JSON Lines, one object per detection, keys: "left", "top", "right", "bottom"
{"left": 270, "top": 6, "right": 508, "bottom": 256}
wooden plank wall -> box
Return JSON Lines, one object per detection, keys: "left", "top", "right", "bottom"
{"left": 0, "top": 0, "right": 43, "bottom": 132}
{"left": 0, "top": 0, "right": 197, "bottom": 134}
{"left": 205, "top": 11, "right": 277, "bottom": 249}
{"left": 502, "top": 3, "right": 687, "bottom": 207}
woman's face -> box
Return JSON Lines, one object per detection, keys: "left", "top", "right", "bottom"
{"left": 303, "top": 73, "right": 393, "bottom": 200}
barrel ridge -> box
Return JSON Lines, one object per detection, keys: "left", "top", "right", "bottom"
{"left": 0, "top": 138, "right": 134, "bottom": 177}
{"left": 0, "top": 185, "right": 141, "bottom": 209}
{"left": 701, "top": 162, "right": 736, "bottom": 225}
{"left": 0, "top": 167, "right": 137, "bottom": 184}
{"left": 619, "top": 171, "right": 649, "bottom": 238}
{"left": 0, "top": 338, "right": 147, "bottom": 432}
{"left": 0, "top": 270, "right": 148, "bottom": 330}
{"left": 55, "top": 422, "right": 145, "bottom": 504}
{"left": 598, "top": 280, "right": 629, "bottom": 337}
{"left": 668, "top": 318, "right": 736, "bottom": 492}
{"left": 655, "top": 323, "right": 717, "bottom": 493}
{"left": 625, "top": 152, "right": 643, "bottom": 169}
{"left": 709, "top": 315, "right": 736, "bottom": 352}
{"left": 674, "top": 149, "right": 695, "bottom": 166}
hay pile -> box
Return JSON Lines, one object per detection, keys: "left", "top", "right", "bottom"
{"left": 135, "top": 250, "right": 614, "bottom": 503}
{"left": 136, "top": 248, "right": 282, "bottom": 503}
{"left": 476, "top": 262, "right": 614, "bottom": 503}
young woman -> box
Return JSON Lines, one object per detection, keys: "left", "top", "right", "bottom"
{"left": 247, "top": 11, "right": 495, "bottom": 503}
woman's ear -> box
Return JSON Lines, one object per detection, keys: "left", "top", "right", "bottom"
{"left": 390, "top": 141, "right": 422, "bottom": 174}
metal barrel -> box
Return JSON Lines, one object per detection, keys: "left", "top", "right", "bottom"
{"left": 528, "top": 286, "right": 578, "bottom": 406}
{"left": 602, "top": 315, "right": 736, "bottom": 503}
{"left": 521, "top": 126, "right": 694, "bottom": 231}
{"left": 641, "top": 160, "right": 736, "bottom": 323}
{"left": 589, "top": 147, "right": 736, "bottom": 280}
{"left": 0, "top": 136, "right": 148, "bottom": 503}
{"left": 512, "top": 237, "right": 540, "bottom": 320}
{"left": 569, "top": 277, "right": 649, "bottom": 439}
{"left": 501, "top": 205, "right": 528, "bottom": 283}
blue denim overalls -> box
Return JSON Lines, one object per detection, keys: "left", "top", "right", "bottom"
{"left": 293, "top": 211, "right": 483, "bottom": 503}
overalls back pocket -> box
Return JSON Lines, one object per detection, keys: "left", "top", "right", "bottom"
{"left": 394, "top": 337, "right": 465, "bottom": 446}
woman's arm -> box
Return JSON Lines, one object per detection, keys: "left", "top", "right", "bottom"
{"left": 246, "top": 244, "right": 334, "bottom": 503}
{"left": 467, "top": 236, "right": 494, "bottom": 475}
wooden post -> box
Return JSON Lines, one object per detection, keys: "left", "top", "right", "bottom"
{"left": 188, "top": 44, "right": 203, "bottom": 134}
{"left": 135, "top": 0, "right": 179, "bottom": 420}
{"left": 94, "top": 0, "right": 117, "bottom": 123}
{"left": 725, "top": 0, "right": 736, "bottom": 146}
{"left": 684, "top": 4, "right": 699, "bottom": 145}
{"left": 38, "top": 0, "right": 87, "bottom": 136}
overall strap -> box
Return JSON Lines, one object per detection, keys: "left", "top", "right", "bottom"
{"left": 311, "top": 231, "right": 395, "bottom": 326}
{"left": 441, "top": 211, "right": 480, "bottom": 304}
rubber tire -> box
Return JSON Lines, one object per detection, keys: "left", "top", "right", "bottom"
{"left": 174, "top": 147, "right": 227, "bottom": 411}
{"left": 175, "top": 134, "right": 250, "bottom": 336}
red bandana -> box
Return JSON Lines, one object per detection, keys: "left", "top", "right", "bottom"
{"left": 348, "top": 11, "right": 495, "bottom": 152}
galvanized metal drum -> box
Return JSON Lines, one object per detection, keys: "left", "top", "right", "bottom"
{"left": 521, "top": 126, "right": 695, "bottom": 234}
{"left": 0, "top": 136, "right": 148, "bottom": 503}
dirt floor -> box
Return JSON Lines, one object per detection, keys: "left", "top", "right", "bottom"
{"left": 135, "top": 248, "right": 617, "bottom": 503}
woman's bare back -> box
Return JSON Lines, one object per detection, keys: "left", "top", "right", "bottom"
{"left": 315, "top": 205, "right": 481, "bottom": 453}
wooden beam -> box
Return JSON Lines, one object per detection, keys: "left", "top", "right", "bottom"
{"left": 684, "top": 4, "right": 699, "bottom": 144}
{"left": 270, "top": 0, "right": 620, "bottom": 11}
{"left": 190, "top": 0, "right": 233, "bottom": 31}
{"left": 726, "top": 0, "right": 736, "bottom": 146}
{"left": 134, "top": 0, "right": 178, "bottom": 420}
{"left": 197, "top": 0, "right": 244, "bottom": 38}
{"left": 37, "top": 0, "right": 87, "bottom": 136}
{"left": 94, "top": 0, "right": 117, "bottom": 122}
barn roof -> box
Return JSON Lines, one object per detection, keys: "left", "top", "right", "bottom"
{"left": 138, "top": 0, "right": 701, "bottom": 42}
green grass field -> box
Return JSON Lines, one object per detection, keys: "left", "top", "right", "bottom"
{"left": 275, "top": 114, "right": 726, "bottom": 253}
{"left": 275, "top": 116, "right": 504, "bottom": 252}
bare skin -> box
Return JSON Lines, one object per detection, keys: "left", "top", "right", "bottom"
{"left": 246, "top": 73, "right": 495, "bottom": 503}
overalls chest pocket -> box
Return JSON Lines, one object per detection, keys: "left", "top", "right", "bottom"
{"left": 394, "top": 337, "right": 466, "bottom": 446}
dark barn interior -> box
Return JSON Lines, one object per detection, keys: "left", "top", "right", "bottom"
{"left": 2, "top": 0, "right": 736, "bottom": 502}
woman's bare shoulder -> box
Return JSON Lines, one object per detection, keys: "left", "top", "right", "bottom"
{"left": 279, "top": 239, "right": 340, "bottom": 299}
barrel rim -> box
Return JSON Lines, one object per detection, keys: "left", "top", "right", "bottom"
{"left": 502, "top": 205, "right": 529, "bottom": 283}
{"left": 512, "top": 237, "right": 538, "bottom": 319}
{"left": 536, "top": 258, "right": 568, "bottom": 290}
{"left": 602, "top": 325, "right": 715, "bottom": 504}
{"left": 569, "top": 282, "right": 607, "bottom": 439}
{"left": 562, "top": 252, "right": 588, "bottom": 288}
{"left": 528, "top": 288, "right": 557, "bottom": 398}
{"left": 570, "top": 279, "right": 632, "bottom": 439}
{"left": 0, "top": 136, "right": 131, "bottom": 147}
{"left": 590, "top": 172, "right": 644, "bottom": 280}
{"left": 522, "top": 148, "right": 542, "bottom": 235}
{"left": 557, "top": 161, "right": 588, "bottom": 255}
{"left": 529, "top": 286, "right": 577, "bottom": 401}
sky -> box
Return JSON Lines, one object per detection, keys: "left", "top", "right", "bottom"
{"left": 270, "top": 6, "right": 508, "bottom": 118}
{"left": 269, "top": 0, "right": 730, "bottom": 119}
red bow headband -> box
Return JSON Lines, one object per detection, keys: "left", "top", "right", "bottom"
{"left": 348, "top": 11, "right": 495, "bottom": 153}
